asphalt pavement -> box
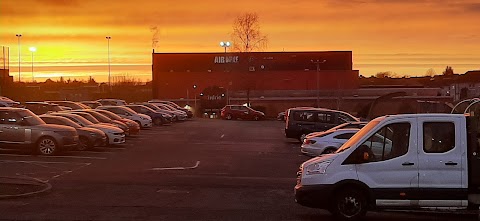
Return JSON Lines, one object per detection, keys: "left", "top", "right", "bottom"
{"left": 0, "top": 119, "right": 476, "bottom": 220}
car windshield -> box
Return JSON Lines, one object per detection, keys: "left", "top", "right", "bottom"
{"left": 59, "top": 117, "right": 82, "bottom": 128}
{"left": 121, "top": 107, "right": 138, "bottom": 115}
{"left": 145, "top": 104, "right": 162, "bottom": 111}
{"left": 86, "top": 111, "right": 112, "bottom": 123}
{"left": 19, "top": 110, "right": 45, "bottom": 126}
{"left": 73, "top": 112, "right": 100, "bottom": 123}
{"left": 59, "top": 114, "right": 94, "bottom": 126}
{"left": 336, "top": 119, "right": 381, "bottom": 153}
{"left": 95, "top": 110, "right": 122, "bottom": 120}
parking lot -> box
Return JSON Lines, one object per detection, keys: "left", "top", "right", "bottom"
{"left": 0, "top": 119, "right": 476, "bottom": 220}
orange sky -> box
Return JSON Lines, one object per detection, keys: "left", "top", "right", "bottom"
{"left": 1, "top": 0, "right": 480, "bottom": 82}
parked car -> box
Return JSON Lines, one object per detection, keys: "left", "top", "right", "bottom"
{"left": 220, "top": 105, "right": 265, "bottom": 121}
{"left": 92, "top": 109, "right": 140, "bottom": 135}
{"left": 285, "top": 107, "right": 359, "bottom": 141}
{"left": 148, "top": 100, "right": 193, "bottom": 118}
{"left": 141, "top": 103, "right": 177, "bottom": 122}
{"left": 24, "top": 102, "right": 63, "bottom": 115}
{"left": 50, "top": 112, "right": 125, "bottom": 145}
{"left": 0, "top": 96, "right": 20, "bottom": 107}
{"left": 96, "top": 99, "right": 126, "bottom": 106}
{"left": 125, "top": 104, "right": 170, "bottom": 126}
{"left": 277, "top": 111, "right": 286, "bottom": 121}
{"left": 80, "top": 101, "right": 102, "bottom": 109}
{"left": 40, "top": 115, "right": 107, "bottom": 151}
{"left": 149, "top": 103, "right": 188, "bottom": 121}
{"left": 97, "top": 106, "right": 152, "bottom": 128}
{"left": 70, "top": 110, "right": 130, "bottom": 135}
{"left": 301, "top": 128, "right": 360, "bottom": 156}
{"left": 46, "top": 101, "right": 89, "bottom": 110}
{"left": 0, "top": 107, "right": 78, "bottom": 155}
{"left": 305, "top": 121, "right": 368, "bottom": 140}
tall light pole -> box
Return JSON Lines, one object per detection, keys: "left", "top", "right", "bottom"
{"left": 193, "top": 84, "right": 197, "bottom": 117}
{"left": 311, "top": 59, "right": 327, "bottom": 108}
{"left": 220, "top": 41, "right": 230, "bottom": 53}
{"left": 106, "top": 36, "right": 111, "bottom": 90}
{"left": 29, "top": 47, "right": 36, "bottom": 82}
{"left": 16, "top": 34, "right": 22, "bottom": 82}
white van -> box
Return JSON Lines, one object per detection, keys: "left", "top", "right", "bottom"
{"left": 295, "top": 113, "right": 480, "bottom": 220}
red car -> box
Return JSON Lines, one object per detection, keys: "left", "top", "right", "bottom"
{"left": 220, "top": 105, "right": 265, "bottom": 121}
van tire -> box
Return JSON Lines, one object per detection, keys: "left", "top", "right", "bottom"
{"left": 332, "top": 188, "right": 367, "bottom": 221}
{"left": 226, "top": 114, "right": 233, "bottom": 120}
{"left": 36, "top": 136, "right": 59, "bottom": 156}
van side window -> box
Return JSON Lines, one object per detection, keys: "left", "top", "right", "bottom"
{"left": 317, "top": 113, "right": 333, "bottom": 123}
{"left": 293, "top": 111, "right": 315, "bottom": 122}
{"left": 360, "top": 123, "right": 410, "bottom": 162}
{"left": 423, "top": 122, "right": 455, "bottom": 153}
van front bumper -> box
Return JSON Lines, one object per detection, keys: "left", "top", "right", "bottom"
{"left": 294, "top": 184, "right": 334, "bottom": 209}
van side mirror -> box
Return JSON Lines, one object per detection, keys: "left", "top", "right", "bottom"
{"left": 363, "top": 151, "right": 370, "bottom": 161}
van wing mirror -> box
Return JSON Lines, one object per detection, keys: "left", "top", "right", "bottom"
{"left": 363, "top": 151, "right": 370, "bottom": 161}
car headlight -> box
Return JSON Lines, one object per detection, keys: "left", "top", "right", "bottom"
{"left": 305, "top": 161, "right": 331, "bottom": 175}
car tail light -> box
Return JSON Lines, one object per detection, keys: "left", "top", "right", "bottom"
{"left": 303, "top": 139, "right": 316, "bottom": 145}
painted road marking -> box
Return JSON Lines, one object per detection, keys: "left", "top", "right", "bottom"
{"left": 0, "top": 154, "right": 107, "bottom": 160}
{"left": 149, "top": 161, "right": 200, "bottom": 171}
{"left": 220, "top": 134, "right": 225, "bottom": 138}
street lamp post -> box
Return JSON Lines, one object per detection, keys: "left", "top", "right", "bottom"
{"left": 106, "top": 36, "right": 111, "bottom": 90}
{"left": 220, "top": 41, "right": 230, "bottom": 53}
{"left": 29, "top": 47, "right": 36, "bottom": 82}
{"left": 193, "top": 84, "right": 197, "bottom": 117}
{"left": 311, "top": 59, "right": 327, "bottom": 108}
{"left": 16, "top": 34, "right": 22, "bottom": 82}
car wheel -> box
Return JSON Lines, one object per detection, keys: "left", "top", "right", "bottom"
{"left": 299, "top": 134, "right": 307, "bottom": 142}
{"left": 332, "top": 188, "right": 368, "bottom": 221}
{"left": 323, "top": 148, "right": 337, "bottom": 154}
{"left": 37, "top": 137, "right": 58, "bottom": 156}
{"left": 253, "top": 115, "right": 260, "bottom": 121}
{"left": 226, "top": 114, "right": 232, "bottom": 120}
{"left": 77, "top": 136, "right": 91, "bottom": 151}
{"left": 153, "top": 117, "right": 162, "bottom": 126}
{"left": 134, "top": 120, "right": 142, "bottom": 128}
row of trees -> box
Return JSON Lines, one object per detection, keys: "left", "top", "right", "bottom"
{"left": 375, "top": 66, "right": 457, "bottom": 78}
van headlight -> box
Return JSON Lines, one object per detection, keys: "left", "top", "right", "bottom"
{"left": 305, "top": 161, "right": 331, "bottom": 175}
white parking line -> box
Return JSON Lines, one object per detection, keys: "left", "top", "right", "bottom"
{"left": 149, "top": 161, "right": 200, "bottom": 171}
{"left": 220, "top": 134, "right": 225, "bottom": 139}
{"left": 0, "top": 154, "right": 107, "bottom": 160}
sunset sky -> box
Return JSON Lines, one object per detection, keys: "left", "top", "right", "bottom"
{"left": 1, "top": 0, "right": 480, "bottom": 82}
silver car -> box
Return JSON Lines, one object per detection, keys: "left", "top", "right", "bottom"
{"left": 0, "top": 107, "right": 79, "bottom": 155}
{"left": 301, "top": 128, "right": 359, "bottom": 156}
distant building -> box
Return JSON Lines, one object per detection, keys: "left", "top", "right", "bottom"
{"left": 0, "top": 46, "right": 13, "bottom": 95}
{"left": 151, "top": 51, "right": 360, "bottom": 99}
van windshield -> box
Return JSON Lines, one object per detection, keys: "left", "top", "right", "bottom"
{"left": 336, "top": 119, "right": 381, "bottom": 153}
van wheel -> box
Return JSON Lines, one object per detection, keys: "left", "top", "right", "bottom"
{"left": 323, "top": 148, "right": 337, "bottom": 154}
{"left": 299, "top": 134, "right": 307, "bottom": 142}
{"left": 77, "top": 136, "right": 91, "bottom": 151}
{"left": 332, "top": 188, "right": 367, "bottom": 221}
{"left": 37, "top": 137, "right": 58, "bottom": 156}
{"left": 226, "top": 114, "right": 233, "bottom": 120}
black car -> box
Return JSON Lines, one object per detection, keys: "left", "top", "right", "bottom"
{"left": 125, "top": 105, "right": 170, "bottom": 126}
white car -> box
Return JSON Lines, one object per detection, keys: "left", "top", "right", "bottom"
{"left": 149, "top": 102, "right": 188, "bottom": 121}
{"left": 49, "top": 113, "right": 126, "bottom": 145}
{"left": 301, "top": 129, "right": 360, "bottom": 156}
{"left": 97, "top": 106, "right": 153, "bottom": 128}
{"left": 305, "top": 121, "right": 368, "bottom": 140}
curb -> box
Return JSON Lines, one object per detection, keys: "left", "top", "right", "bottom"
{"left": 0, "top": 176, "right": 52, "bottom": 199}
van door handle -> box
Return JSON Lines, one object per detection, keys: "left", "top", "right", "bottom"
{"left": 445, "top": 161, "right": 458, "bottom": 166}
{"left": 402, "top": 162, "right": 415, "bottom": 166}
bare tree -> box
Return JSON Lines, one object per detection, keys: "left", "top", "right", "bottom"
{"left": 231, "top": 12, "right": 268, "bottom": 52}
{"left": 425, "top": 68, "right": 436, "bottom": 77}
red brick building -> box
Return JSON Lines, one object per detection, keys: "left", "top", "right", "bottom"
{"left": 151, "top": 51, "right": 359, "bottom": 99}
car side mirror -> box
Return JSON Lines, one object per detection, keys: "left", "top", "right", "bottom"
{"left": 363, "top": 151, "right": 370, "bottom": 161}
